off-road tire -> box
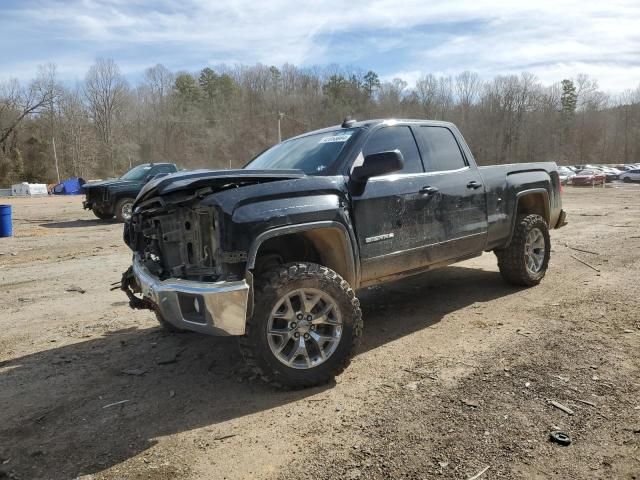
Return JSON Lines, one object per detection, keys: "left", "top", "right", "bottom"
{"left": 114, "top": 197, "right": 135, "bottom": 223}
{"left": 495, "top": 214, "right": 550, "bottom": 287}
{"left": 92, "top": 207, "right": 113, "bottom": 220}
{"left": 155, "top": 311, "right": 187, "bottom": 333}
{"left": 239, "top": 262, "right": 363, "bottom": 389}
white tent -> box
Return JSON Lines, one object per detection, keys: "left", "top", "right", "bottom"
{"left": 11, "top": 183, "right": 48, "bottom": 196}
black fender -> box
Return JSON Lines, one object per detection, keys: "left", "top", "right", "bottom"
{"left": 506, "top": 187, "right": 551, "bottom": 245}
{"left": 246, "top": 220, "right": 360, "bottom": 289}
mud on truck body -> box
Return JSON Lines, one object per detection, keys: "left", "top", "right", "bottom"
{"left": 121, "top": 119, "right": 567, "bottom": 388}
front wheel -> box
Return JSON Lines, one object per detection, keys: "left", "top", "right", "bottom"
{"left": 114, "top": 197, "right": 135, "bottom": 222}
{"left": 239, "top": 262, "right": 362, "bottom": 389}
{"left": 623, "top": 177, "right": 631, "bottom": 183}
{"left": 495, "top": 214, "right": 550, "bottom": 286}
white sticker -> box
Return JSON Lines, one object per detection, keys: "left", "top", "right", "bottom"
{"left": 319, "top": 134, "right": 352, "bottom": 143}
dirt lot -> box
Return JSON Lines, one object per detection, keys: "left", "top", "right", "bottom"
{"left": 1, "top": 185, "right": 639, "bottom": 480}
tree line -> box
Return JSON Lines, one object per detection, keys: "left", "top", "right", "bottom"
{"left": 1, "top": 59, "right": 639, "bottom": 185}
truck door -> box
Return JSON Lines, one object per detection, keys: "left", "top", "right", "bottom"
{"left": 351, "top": 125, "right": 431, "bottom": 283}
{"left": 412, "top": 125, "right": 488, "bottom": 262}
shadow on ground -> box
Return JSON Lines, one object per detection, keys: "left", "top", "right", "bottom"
{"left": 39, "top": 219, "right": 118, "bottom": 229}
{"left": 0, "top": 265, "right": 520, "bottom": 479}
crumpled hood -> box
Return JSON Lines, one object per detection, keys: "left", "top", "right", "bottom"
{"left": 135, "top": 168, "right": 306, "bottom": 205}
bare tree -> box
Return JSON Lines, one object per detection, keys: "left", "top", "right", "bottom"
{"left": 415, "top": 74, "right": 438, "bottom": 118}
{"left": 455, "top": 71, "right": 482, "bottom": 104}
{"left": 84, "top": 58, "right": 128, "bottom": 174}
{"left": 0, "top": 72, "right": 59, "bottom": 153}
{"left": 143, "top": 64, "right": 174, "bottom": 104}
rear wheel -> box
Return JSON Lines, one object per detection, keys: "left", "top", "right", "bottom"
{"left": 495, "top": 214, "right": 550, "bottom": 286}
{"left": 239, "top": 262, "right": 362, "bottom": 389}
{"left": 92, "top": 207, "right": 113, "bottom": 220}
{"left": 115, "top": 197, "right": 135, "bottom": 222}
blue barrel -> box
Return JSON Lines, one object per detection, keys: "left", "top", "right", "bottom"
{"left": 0, "top": 205, "right": 12, "bottom": 237}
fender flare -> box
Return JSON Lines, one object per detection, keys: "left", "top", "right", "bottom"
{"left": 246, "top": 220, "right": 360, "bottom": 288}
{"left": 506, "top": 188, "right": 550, "bottom": 245}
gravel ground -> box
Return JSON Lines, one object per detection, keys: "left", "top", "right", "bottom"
{"left": 0, "top": 184, "right": 639, "bottom": 480}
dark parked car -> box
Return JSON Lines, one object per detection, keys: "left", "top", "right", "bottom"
{"left": 120, "top": 119, "right": 566, "bottom": 388}
{"left": 83, "top": 163, "right": 178, "bottom": 221}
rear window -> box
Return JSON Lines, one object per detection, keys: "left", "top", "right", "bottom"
{"left": 415, "top": 126, "right": 467, "bottom": 172}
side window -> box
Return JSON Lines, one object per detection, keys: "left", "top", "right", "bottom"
{"left": 417, "top": 126, "right": 467, "bottom": 172}
{"left": 362, "top": 126, "right": 423, "bottom": 174}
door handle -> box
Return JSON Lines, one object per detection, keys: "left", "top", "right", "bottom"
{"left": 419, "top": 186, "right": 439, "bottom": 195}
{"left": 467, "top": 181, "right": 483, "bottom": 190}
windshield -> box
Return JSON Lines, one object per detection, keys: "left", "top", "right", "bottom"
{"left": 120, "top": 165, "right": 152, "bottom": 181}
{"left": 245, "top": 129, "right": 357, "bottom": 175}
{"left": 578, "top": 170, "right": 595, "bottom": 175}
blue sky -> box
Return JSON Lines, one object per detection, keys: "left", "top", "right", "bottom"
{"left": 1, "top": 0, "right": 640, "bottom": 91}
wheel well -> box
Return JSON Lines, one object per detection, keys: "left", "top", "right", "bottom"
{"left": 251, "top": 228, "right": 356, "bottom": 287}
{"left": 516, "top": 192, "right": 549, "bottom": 224}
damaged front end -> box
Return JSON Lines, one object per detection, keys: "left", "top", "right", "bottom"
{"left": 119, "top": 169, "right": 305, "bottom": 335}
{"left": 121, "top": 190, "right": 250, "bottom": 335}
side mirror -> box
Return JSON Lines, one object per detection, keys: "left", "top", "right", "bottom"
{"left": 351, "top": 150, "right": 404, "bottom": 182}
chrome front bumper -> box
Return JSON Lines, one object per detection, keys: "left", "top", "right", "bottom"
{"left": 131, "top": 255, "right": 250, "bottom": 336}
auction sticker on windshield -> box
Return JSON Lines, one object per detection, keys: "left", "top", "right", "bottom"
{"left": 319, "top": 133, "right": 353, "bottom": 143}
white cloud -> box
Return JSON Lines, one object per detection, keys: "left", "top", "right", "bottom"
{"left": 1, "top": 0, "right": 639, "bottom": 91}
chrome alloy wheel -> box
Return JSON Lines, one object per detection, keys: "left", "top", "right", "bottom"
{"left": 525, "top": 227, "right": 545, "bottom": 274}
{"left": 121, "top": 201, "right": 133, "bottom": 221}
{"left": 266, "top": 288, "right": 343, "bottom": 369}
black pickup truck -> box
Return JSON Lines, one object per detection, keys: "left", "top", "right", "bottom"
{"left": 83, "top": 163, "right": 178, "bottom": 221}
{"left": 121, "top": 119, "right": 566, "bottom": 388}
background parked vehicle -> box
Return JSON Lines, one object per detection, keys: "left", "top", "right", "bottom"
{"left": 572, "top": 169, "right": 606, "bottom": 186}
{"left": 558, "top": 166, "right": 576, "bottom": 184}
{"left": 600, "top": 167, "right": 622, "bottom": 182}
{"left": 619, "top": 169, "right": 640, "bottom": 182}
{"left": 83, "top": 163, "right": 179, "bottom": 221}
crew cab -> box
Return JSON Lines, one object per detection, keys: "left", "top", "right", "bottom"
{"left": 83, "top": 163, "right": 178, "bottom": 221}
{"left": 121, "top": 119, "right": 567, "bottom": 388}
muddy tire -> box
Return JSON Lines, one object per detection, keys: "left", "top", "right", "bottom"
{"left": 239, "top": 262, "right": 362, "bottom": 389}
{"left": 92, "top": 207, "right": 113, "bottom": 220}
{"left": 114, "top": 197, "right": 135, "bottom": 223}
{"left": 155, "top": 311, "right": 187, "bottom": 333}
{"left": 495, "top": 214, "right": 550, "bottom": 287}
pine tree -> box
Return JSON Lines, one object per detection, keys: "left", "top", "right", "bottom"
{"left": 561, "top": 79, "right": 577, "bottom": 120}
{"left": 362, "top": 71, "right": 381, "bottom": 98}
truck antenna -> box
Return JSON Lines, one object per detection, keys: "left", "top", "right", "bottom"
{"left": 342, "top": 116, "right": 356, "bottom": 128}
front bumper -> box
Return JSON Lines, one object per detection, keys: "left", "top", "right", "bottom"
{"left": 130, "top": 255, "right": 250, "bottom": 336}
